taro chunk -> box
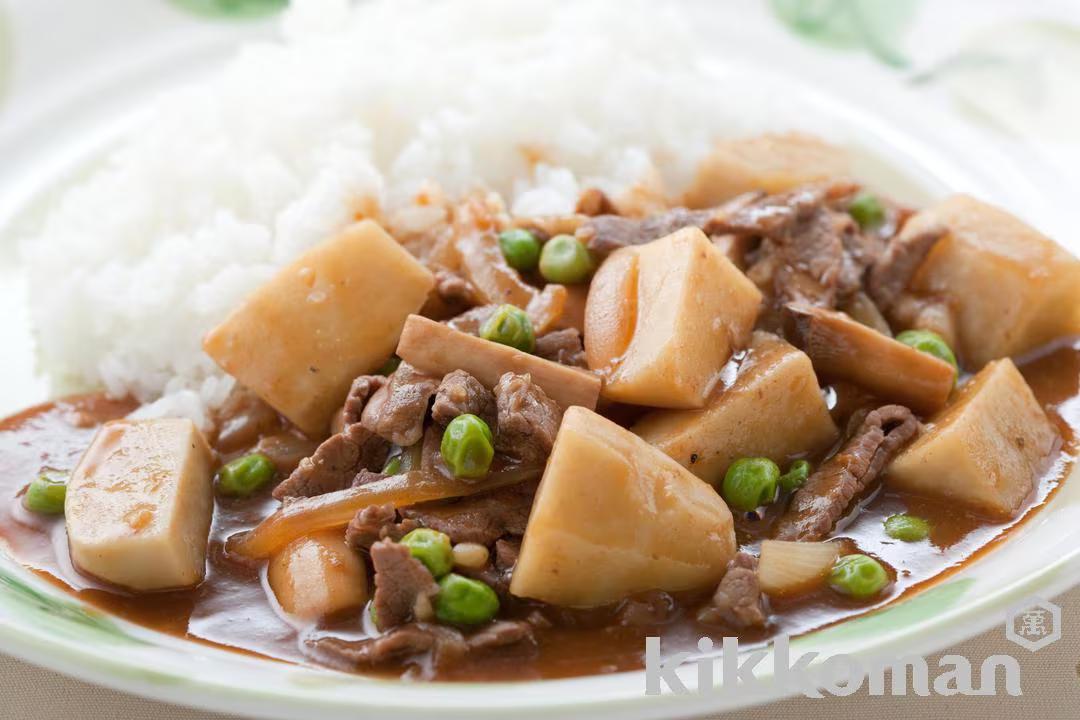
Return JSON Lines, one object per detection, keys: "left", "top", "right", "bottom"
{"left": 204, "top": 221, "right": 434, "bottom": 436}
{"left": 584, "top": 227, "right": 761, "bottom": 409}
{"left": 887, "top": 359, "right": 1058, "bottom": 518}
{"left": 683, "top": 133, "right": 850, "bottom": 208}
{"left": 510, "top": 406, "right": 736, "bottom": 607}
{"left": 904, "top": 195, "right": 1080, "bottom": 367}
{"left": 632, "top": 332, "right": 838, "bottom": 485}
{"left": 66, "top": 419, "right": 215, "bottom": 591}
{"left": 268, "top": 530, "right": 369, "bottom": 621}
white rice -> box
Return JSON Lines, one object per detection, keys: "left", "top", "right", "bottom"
{"left": 20, "top": 0, "right": 833, "bottom": 424}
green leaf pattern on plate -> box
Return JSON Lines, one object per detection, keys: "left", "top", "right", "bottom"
{"left": 169, "top": 0, "right": 288, "bottom": 20}
{"left": 769, "top": 0, "right": 921, "bottom": 68}
{"left": 0, "top": 570, "right": 143, "bottom": 646}
{"left": 793, "top": 577, "right": 975, "bottom": 648}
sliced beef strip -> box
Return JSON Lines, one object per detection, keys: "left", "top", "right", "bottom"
{"left": 431, "top": 370, "right": 497, "bottom": 427}
{"left": 272, "top": 423, "right": 389, "bottom": 500}
{"left": 704, "top": 182, "right": 856, "bottom": 238}
{"left": 370, "top": 540, "right": 440, "bottom": 631}
{"left": 308, "top": 623, "right": 467, "bottom": 672}
{"left": 402, "top": 482, "right": 537, "bottom": 546}
{"left": 273, "top": 373, "right": 391, "bottom": 499}
{"left": 361, "top": 363, "right": 440, "bottom": 447}
{"left": 767, "top": 207, "right": 866, "bottom": 309}
{"left": 352, "top": 468, "right": 388, "bottom": 487}
{"left": 343, "top": 375, "right": 387, "bottom": 426}
{"left": 866, "top": 223, "right": 948, "bottom": 312}
{"left": 710, "top": 182, "right": 870, "bottom": 312}
{"left": 534, "top": 328, "right": 587, "bottom": 368}
{"left": 345, "top": 503, "right": 419, "bottom": 551}
{"left": 774, "top": 405, "right": 920, "bottom": 541}
{"left": 697, "top": 552, "right": 768, "bottom": 630}
{"left": 306, "top": 620, "right": 536, "bottom": 673}
{"left": 493, "top": 372, "right": 563, "bottom": 463}
{"left": 466, "top": 620, "right": 538, "bottom": 655}
{"left": 575, "top": 207, "right": 714, "bottom": 256}
{"left": 494, "top": 537, "right": 520, "bottom": 569}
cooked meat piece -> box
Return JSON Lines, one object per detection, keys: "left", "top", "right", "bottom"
{"left": 769, "top": 208, "right": 865, "bottom": 309}
{"left": 616, "top": 590, "right": 677, "bottom": 627}
{"left": 370, "top": 540, "right": 440, "bottom": 631}
{"left": 361, "top": 363, "right": 440, "bottom": 447}
{"left": 705, "top": 182, "right": 855, "bottom": 236}
{"left": 352, "top": 468, "right": 388, "bottom": 486}
{"left": 434, "top": 269, "right": 482, "bottom": 307}
{"left": 466, "top": 620, "right": 538, "bottom": 655}
{"left": 493, "top": 372, "right": 563, "bottom": 463}
{"left": 534, "top": 328, "right": 587, "bottom": 368}
{"left": 212, "top": 385, "right": 280, "bottom": 453}
{"left": 867, "top": 223, "right": 948, "bottom": 312}
{"left": 402, "top": 482, "right": 536, "bottom": 546}
{"left": 710, "top": 183, "right": 869, "bottom": 312}
{"left": 343, "top": 375, "right": 387, "bottom": 426}
{"left": 494, "top": 537, "right": 520, "bottom": 569}
{"left": 575, "top": 187, "right": 617, "bottom": 217}
{"left": 575, "top": 207, "right": 712, "bottom": 257}
{"left": 774, "top": 405, "right": 920, "bottom": 541}
{"left": 306, "top": 620, "right": 536, "bottom": 672}
{"left": 446, "top": 304, "right": 497, "bottom": 335}
{"left": 419, "top": 423, "right": 444, "bottom": 474}
{"left": 431, "top": 370, "right": 497, "bottom": 427}
{"left": 345, "top": 503, "right": 419, "bottom": 551}
{"left": 272, "top": 423, "right": 389, "bottom": 500}
{"left": 697, "top": 552, "right": 767, "bottom": 629}
{"left": 308, "top": 623, "right": 467, "bottom": 671}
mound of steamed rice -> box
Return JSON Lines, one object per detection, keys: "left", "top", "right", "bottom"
{"left": 20, "top": 0, "right": 834, "bottom": 425}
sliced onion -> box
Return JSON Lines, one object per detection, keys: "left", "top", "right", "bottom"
{"left": 226, "top": 466, "right": 541, "bottom": 560}
{"left": 758, "top": 539, "right": 842, "bottom": 598}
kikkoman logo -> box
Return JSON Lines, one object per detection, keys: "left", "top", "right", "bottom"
{"left": 644, "top": 635, "right": 1021, "bottom": 698}
{"left": 645, "top": 597, "right": 1061, "bottom": 697}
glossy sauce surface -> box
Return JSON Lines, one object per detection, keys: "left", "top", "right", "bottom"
{"left": 1, "top": 343, "right": 1077, "bottom": 680}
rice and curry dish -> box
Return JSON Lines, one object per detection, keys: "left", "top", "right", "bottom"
{"left": 3, "top": 0, "right": 1079, "bottom": 683}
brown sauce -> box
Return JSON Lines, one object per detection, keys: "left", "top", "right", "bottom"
{"left": 1, "top": 341, "right": 1077, "bottom": 681}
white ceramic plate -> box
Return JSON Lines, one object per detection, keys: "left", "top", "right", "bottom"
{"left": 1, "top": 3, "right": 1079, "bottom": 718}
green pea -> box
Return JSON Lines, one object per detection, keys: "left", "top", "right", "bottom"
{"left": 721, "top": 457, "right": 780, "bottom": 512}
{"left": 539, "top": 234, "right": 593, "bottom": 284}
{"left": 779, "top": 459, "right": 812, "bottom": 493}
{"left": 440, "top": 414, "right": 494, "bottom": 479}
{"left": 896, "top": 329, "right": 959, "bottom": 373}
{"left": 884, "top": 514, "right": 931, "bottom": 542}
{"left": 378, "top": 355, "right": 402, "bottom": 376}
{"left": 479, "top": 304, "right": 535, "bottom": 353}
{"left": 435, "top": 573, "right": 500, "bottom": 625}
{"left": 382, "top": 455, "right": 403, "bottom": 475}
{"left": 217, "top": 453, "right": 276, "bottom": 497}
{"left": 400, "top": 528, "right": 454, "bottom": 578}
{"left": 829, "top": 554, "right": 890, "bottom": 600}
{"left": 24, "top": 470, "right": 68, "bottom": 515}
{"left": 498, "top": 228, "right": 542, "bottom": 272}
{"left": 848, "top": 192, "right": 886, "bottom": 229}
